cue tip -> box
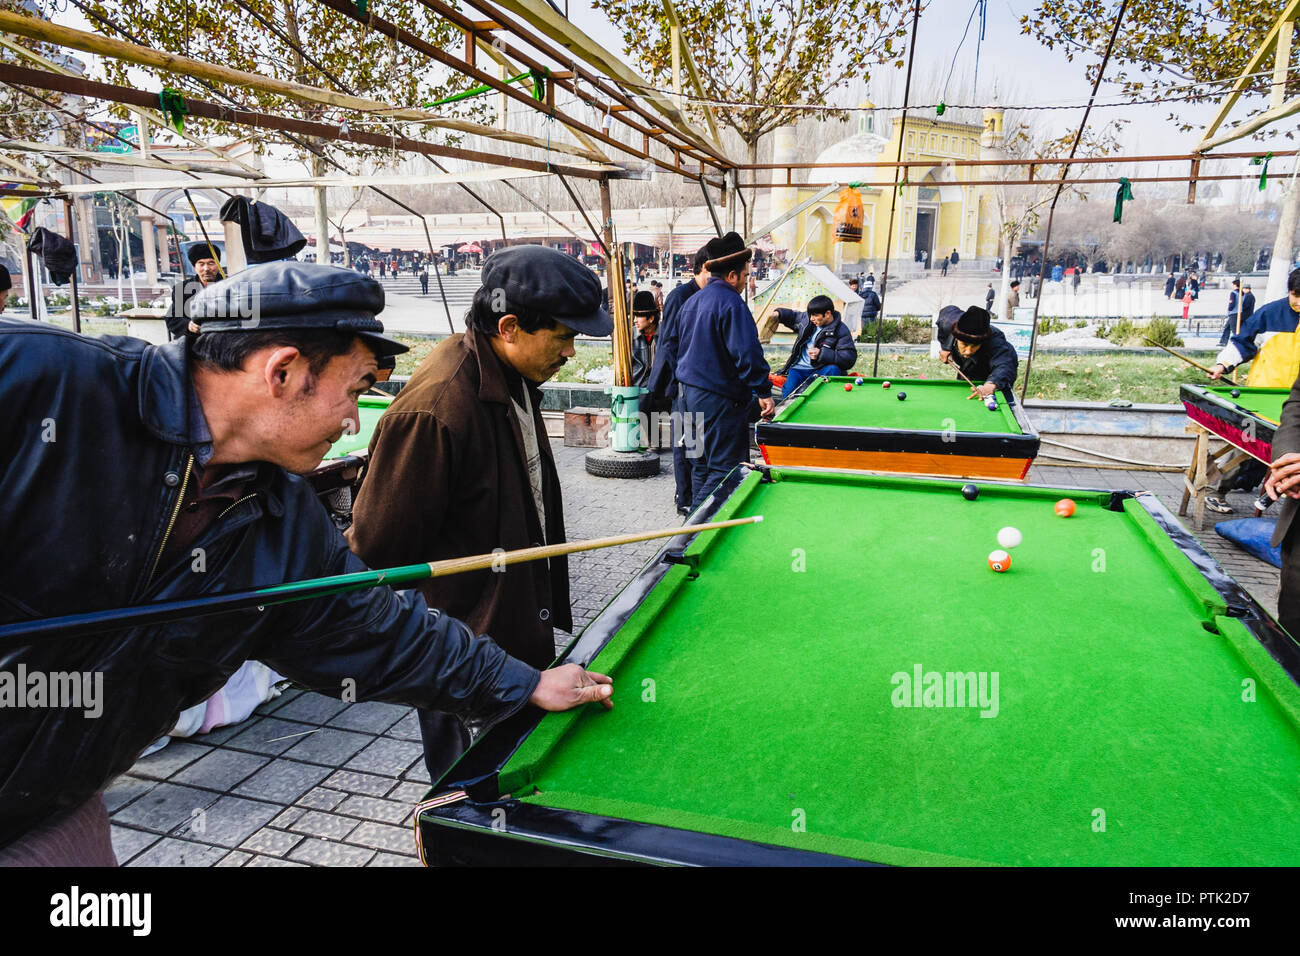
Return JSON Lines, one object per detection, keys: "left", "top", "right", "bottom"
{"left": 752, "top": 515, "right": 763, "bottom": 523}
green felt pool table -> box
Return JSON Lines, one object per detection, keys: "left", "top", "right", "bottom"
{"left": 757, "top": 376, "right": 1040, "bottom": 479}
{"left": 418, "top": 465, "right": 1300, "bottom": 866}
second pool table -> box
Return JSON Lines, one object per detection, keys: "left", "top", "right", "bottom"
{"left": 305, "top": 392, "right": 392, "bottom": 526}
{"left": 756, "top": 376, "right": 1040, "bottom": 479}
{"left": 418, "top": 465, "right": 1300, "bottom": 866}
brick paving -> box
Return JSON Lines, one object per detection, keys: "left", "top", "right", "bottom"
{"left": 109, "top": 443, "right": 1281, "bottom": 866}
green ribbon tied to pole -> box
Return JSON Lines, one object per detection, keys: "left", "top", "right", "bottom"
{"left": 158, "top": 88, "right": 188, "bottom": 134}
{"left": 936, "top": 101, "right": 946, "bottom": 116}
{"left": 1113, "top": 177, "right": 1134, "bottom": 224}
{"left": 427, "top": 67, "right": 548, "bottom": 109}
{"left": 1251, "top": 152, "right": 1272, "bottom": 191}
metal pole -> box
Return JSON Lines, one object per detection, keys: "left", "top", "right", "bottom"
{"left": 64, "top": 199, "right": 81, "bottom": 334}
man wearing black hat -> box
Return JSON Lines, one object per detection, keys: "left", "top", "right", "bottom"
{"left": 772, "top": 295, "right": 859, "bottom": 399}
{"left": 347, "top": 245, "right": 613, "bottom": 780}
{"left": 649, "top": 245, "right": 711, "bottom": 515}
{"left": 630, "top": 289, "right": 661, "bottom": 392}
{"left": 675, "top": 231, "right": 774, "bottom": 510}
{"left": 936, "top": 305, "right": 1019, "bottom": 397}
{"left": 166, "top": 243, "right": 225, "bottom": 340}
{"left": 0, "top": 260, "right": 610, "bottom": 865}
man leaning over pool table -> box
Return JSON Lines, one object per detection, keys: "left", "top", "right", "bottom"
{"left": 0, "top": 261, "right": 611, "bottom": 866}
{"left": 936, "top": 305, "right": 1019, "bottom": 398}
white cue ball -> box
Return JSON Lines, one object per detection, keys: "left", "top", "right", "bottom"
{"left": 997, "top": 526, "right": 1023, "bottom": 549}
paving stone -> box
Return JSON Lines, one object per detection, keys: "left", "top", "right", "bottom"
{"left": 272, "top": 691, "right": 350, "bottom": 725}
{"left": 324, "top": 769, "right": 394, "bottom": 796}
{"left": 284, "top": 727, "right": 373, "bottom": 766}
{"left": 110, "top": 825, "right": 160, "bottom": 864}
{"left": 104, "top": 774, "right": 156, "bottom": 813}
{"left": 244, "top": 855, "right": 308, "bottom": 867}
{"left": 344, "top": 737, "right": 425, "bottom": 777}
{"left": 111, "top": 782, "right": 217, "bottom": 834}
{"left": 387, "top": 781, "right": 431, "bottom": 804}
{"left": 239, "top": 827, "right": 304, "bottom": 857}
{"left": 368, "top": 852, "right": 423, "bottom": 867}
{"left": 402, "top": 763, "right": 431, "bottom": 785}
{"left": 386, "top": 711, "right": 423, "bottom": 742}
{"left": 233, "top": 759, "right": 331, "bottom": 803}
{"left": 327, "top": 701, "right": 409, "bottom": 734}
{"left": 175, "top": 795, "right": 280, "bottom": 847}
{"left": 287, "top": 837, "right": 375, "bottom": 867}
{"left": 126, "top": 837, "right": 227, "bottom": 867}
{"left": 236, "top": 827, "right": 301, "bottom": 858}
{"left": 195, "top": 719, "right": 255, "bottom": 746}
{"left": 296, "top": 787, "right": 347, "bottom": 811}
{"left": 216, "top": 850, "right": 251, "bottom": 867}
{"left": 336, "top": 795, "right": 410, "bottom": 825}
{"left": 288, "top": 810, "right": 359, "bottom": 840}
{"left": 345, "top": 821, "right": 413, "bottom": 854}
{"left": 270, "top": 806, "right": 306, "bottom": 829}
{"left": 171, "top": 749, "right": 269, "bottom": 790}
{"left": 129, "top": 740, "right": 212, "bottom": 780}
{"left": 224, "top": 717, "right": 321, "bottom": 756}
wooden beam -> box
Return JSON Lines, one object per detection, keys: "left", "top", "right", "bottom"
{"left": 54, "top": 166, "right": 582, "bottom": 195}
{"left": 0, "top": 7, "right": 605, "bottom": 163}
{"left": 0, "top": 63, "right": 611, "bottom": 179}
{"left": 1, "top": 140, "right": 266, "bottom": 176}
{"left": 1198, "top": 96, "right": 1300, "bottom": 153}
{"left": 1196, "top": 0, "right": 1300, "bottom": 149}
{"left": 660, "top": 0, "right": 724, "bottom": 147}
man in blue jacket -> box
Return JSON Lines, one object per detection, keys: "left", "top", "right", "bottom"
{"left": 648, "top": 244, "right": 710, "bottom": 515}
{"left": 936, "top": 305, "right": 1019, "bottom": 396}
{"left": 771, "top": 294, "right": 858, "bottom": 398}
{"left": 0, "top": 261, "right": 611, "bottom": 865}
{"left": 676, "top": 232, "right": 774, "bottom": 510}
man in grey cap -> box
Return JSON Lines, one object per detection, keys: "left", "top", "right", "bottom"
{"left": 0, "top": 260, "right": 610, "bottom": 865}
{"left": 348, "top": 245, "right": 613, "bottom": 780}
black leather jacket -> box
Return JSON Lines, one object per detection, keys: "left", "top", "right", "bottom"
{"left": 775, "top": 310, "right": 859, "bottom": 376}
{"left": 0, "top": 320, "right": 539, "bottom": 845}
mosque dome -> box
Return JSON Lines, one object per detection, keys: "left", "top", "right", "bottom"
{"left": 812, "top": 101, "right": 890, "bottom": 186}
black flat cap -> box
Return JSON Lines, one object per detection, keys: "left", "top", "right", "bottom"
{"left": 953, "top": 306, "right": 993, "bottom": 343}
{"left": 704, "top": 231, "right": 753, "bottom": 273}
{"left": 481, "top": 245, "right": 611, "bottom": 335}
{"left": 188, "top": 260, "right": 408, "bottom": 358}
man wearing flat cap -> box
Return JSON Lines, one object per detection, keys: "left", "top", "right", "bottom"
{"left": 348, "top": 245, "right": 613, "bottom": 780}
{"left": 165, "top": 242, "right": 226, "bottom": 341}
{"left": 0, "top": 260, "right": 610, "bottom": 865}
{"left": 675, "top": 231, "right": 775, "bottom": 511}
{"left": 936, "top": 305, "right": 1019, "bottom": 397}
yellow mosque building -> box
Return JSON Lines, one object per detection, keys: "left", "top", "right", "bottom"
{"left": 767, "top": 101, "right": 1008, "bottom": 270}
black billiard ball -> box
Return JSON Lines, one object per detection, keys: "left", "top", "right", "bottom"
{"left": 897, "top": 391, "right": 907, "bottom": 401}
{"left": 961, "top": 483, "right": 979, "bottom": 500}
{"left": 1231, "top": 389, "right": 1241, "bottom": 398}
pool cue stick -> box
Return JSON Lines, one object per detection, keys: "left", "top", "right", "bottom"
{"left": 0, "top": 516, "right": 763, "bottom": 645}
{"left": 941, "top": 353, "right": 985, "bottom": 399}
{"left": 1141, "top": 337, "right": 1239, "bottom": 386}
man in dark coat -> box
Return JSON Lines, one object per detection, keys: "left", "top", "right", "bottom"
{"left": 630, "top": 289, "right": 660, "bottom": 392}
{"left": 419, "top": 264, "right": 429, "bottom": 294}
{"left": 675, "top": 232, "right": 773, "bottom": 510}
{"left": 166, "top": 243, "right": 225, "bottom": 341}
{"left": 347, "top": 245, "right": 613, "bottom": 780}
{"left": 1165, "top": 272, "right": 1177, "bottom": 299}
{"left": 936, "top": 305, "right": 1019, "bottom": 396}
{"left": 648, "top": 245, "right": 710, "bottom": 515}
{"left": 772, "top": 294, "right": 858, "bottom": 398}
{"left": 0, "top": 261, "right": 608, "bottom": 864}
{"left": 860, "top": 283, "right": 882, "bottom": 325}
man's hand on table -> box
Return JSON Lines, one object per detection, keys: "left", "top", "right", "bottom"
{"left": 1266, "top": 453, "right": 1300, "bottom": 500}
{"left": 529, "top": 663, "right": 613, "bottom": 711}
{"left": 758, "top": 396, "right": 776, "bottom": 420}
{"left": 971, "top": 382, "right": 997, "bottom": 399}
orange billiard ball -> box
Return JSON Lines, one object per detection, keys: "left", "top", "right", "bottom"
{"left": 844, "top": 384, "right": 853, "bottom": 391}
{"left": 1055, "top": 498, "right": 1076, "bottom": 517}
{"left": 988, "top": 550, "right": 1012, "bottom": 572}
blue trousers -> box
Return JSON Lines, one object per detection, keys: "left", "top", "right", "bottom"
{"left": 683, "top": 384, "right": 753, "bottom": 511}
{"left": 781, "top": 364, "right": 843, "bottom": 399}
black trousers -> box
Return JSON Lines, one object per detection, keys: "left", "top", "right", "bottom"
{"left": 670, "top": 386, "right": 695, "bottom": 511}
{"left": 418, "top": 709, "right": 472, "bottom": 784}
{"left": 683, "top": 384, "right": 752, "bottom": 511}
{"left": 1279, "top": 528, "right": 1300, "bottom": 641}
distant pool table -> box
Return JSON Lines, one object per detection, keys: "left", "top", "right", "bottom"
{"left": 305, "top": 392, "right": 392, "bottom": 525}
{"left": 757, "top": 376, "right": 1039, "bottom": 479}
{"left": 1179, "top": 383, "right": 1287, "bottom": 464}
{"left": 417, "top": 465, "right": 1300, "bottom": 866}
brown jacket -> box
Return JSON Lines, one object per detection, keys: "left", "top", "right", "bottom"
{"left": 346, "top": 325, "right": 570, "bottom": 669}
